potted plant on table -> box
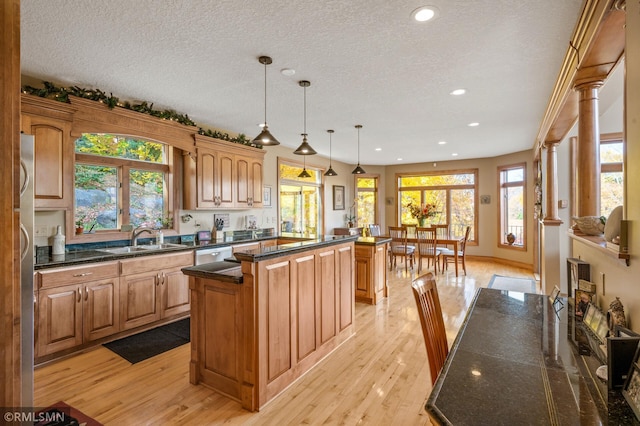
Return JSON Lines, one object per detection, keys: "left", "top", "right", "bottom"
{"left": 407, "top": 202, "right": 438, "bottom": 227}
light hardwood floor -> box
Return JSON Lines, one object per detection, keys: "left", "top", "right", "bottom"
{"left": 34, "top": 257, "right": 535, "bottom": 425}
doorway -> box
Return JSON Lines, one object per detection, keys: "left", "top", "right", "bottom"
{"left": 280, "top": 184, "right": 320, "bottom": 236}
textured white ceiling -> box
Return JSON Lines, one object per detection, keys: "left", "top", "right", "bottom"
{"left": 21, "top": 0, "right": 587, "bottom": 166}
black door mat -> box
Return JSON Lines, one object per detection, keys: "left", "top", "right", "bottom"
{"left": 103, "top": 318, "right": 190, "bottom": 364}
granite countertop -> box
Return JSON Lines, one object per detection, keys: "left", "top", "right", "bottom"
{"left": 34, "top": 234, "right": 283, "bottom": 270}
{"left": 233, "top": 235, "right": 358, "bottom": 262}
{"left": 355, "top": 236, "right": 392, "bottom": 245}
{"left": 182, "top": 261, "right": 243, "bottom": 284}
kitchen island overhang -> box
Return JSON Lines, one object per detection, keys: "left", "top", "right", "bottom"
{"left": 183, "top": 235, "right": 357, "bottom": 411}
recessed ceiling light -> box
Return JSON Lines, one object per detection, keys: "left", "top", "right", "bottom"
{"left": 280, "top": 68, "right": 295, "bottom": 76}
{"left": 375, "top": 148, "right": 382, "bottom": 151}
{"left": 397, "top": 158, "right": 403, "bottom": 161}
{"left": 450, "top": 89, "right": 466, "bottom": 96}
{"left": 452, "top": 153, "right": 458, "bottom": 157}
{"left": 468, "top": 122, "right": 480, "bottom": 127}
{"left": 438, "top": 141, "right": 447, "bottom": 145}
{"left": 411, "top": 6, "right": 439, "bottom": 22}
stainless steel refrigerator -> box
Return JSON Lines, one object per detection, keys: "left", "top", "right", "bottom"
{"left": 19, "top": 133, "right": 34, "bottom": 406}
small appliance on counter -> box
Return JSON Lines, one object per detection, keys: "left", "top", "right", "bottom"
{"left": 197, "top": 230, "right": 212, "bottom": 246}
{"left": 245, "top": 215, "right": 257, "bottom": 229}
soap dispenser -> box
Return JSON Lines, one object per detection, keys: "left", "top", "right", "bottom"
{"left": 52, "top": 225, "right": 66, "bottom": 256}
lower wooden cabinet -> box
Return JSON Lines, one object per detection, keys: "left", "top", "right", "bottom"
{"left": 119, "top": 251, "right": 193, "bottom": 330}
{"left": 36, "top": 276, "right": 119, "bottom": 357}
{"left": 35, "top": 251, "right": 193, "bottom": 361}
{"left": 354, "top": 242, "right": 388, "bottom": 305}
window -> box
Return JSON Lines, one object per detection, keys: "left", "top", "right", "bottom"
{"left": 278, "top": 159, "right": 323, "bottom": 236}
{"left": 355, "top": 175, "right": 379, "bottom": 226}
{"left": 498, "top": 163, "right": 526, "bottom": 248}
{"left": 74, "top": 134, "right": 169, "bottom": 231}
{"left": 397, "top": 170, "right": 477, "bottom": 241}
{"left": 600, "top": 136, "right": 623, "bottom": 217}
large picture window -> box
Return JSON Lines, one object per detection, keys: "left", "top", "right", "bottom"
{"left": 498, "top": 163, "right": 526, "bottom": 248}
{"left": 74, "top": 133, "right": 169, "bottom": 231}
{"left": 397, "top": 170, "right": 477, "bottom": 242}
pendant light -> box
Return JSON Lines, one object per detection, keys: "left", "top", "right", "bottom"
{"left": 252, "top": 56, "right": 280, "bottom": 146}
{"left": 352, "top": 124, "right": 366, "bottom": 174}
{"left": 298, "top": 156, "right": 312, "bottom": 178}
{"left": 324, "top": 129, "right": 338, "bottom": 176}
{"left": 293, "top": 80, "right": 317, "bottom": 155}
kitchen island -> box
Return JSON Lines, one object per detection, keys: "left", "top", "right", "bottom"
{"left": 182, "top": 235, "right": 357, "bottom": 411}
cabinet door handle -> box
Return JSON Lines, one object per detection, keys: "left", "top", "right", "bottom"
{"left": 84, "top": 286, "right": 89, "bottom": 301}
{"left": 161, "top": 272, "right": 165, "bottom": 285}
{"left": 73, "top": 272, "right": 93, "bottom": 277}
{"left": 156, "top": 273, "right": 161, "bottom": 286}
{"left": 77, "top": 287, "right": 81, "bottom": 303}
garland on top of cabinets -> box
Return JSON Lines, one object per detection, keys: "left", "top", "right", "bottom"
{"left": 21, "top": 81, "right": 257, "bottom": 148}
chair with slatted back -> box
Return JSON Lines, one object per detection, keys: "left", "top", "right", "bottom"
{"left": 432, "top": 223, "right": 450, "bottom": 250}
{"left": 388, "top": 226, "right": 415, "bottom": 272}
{"left": 368, "top": 224, "right": 381, "bottom": 236}
{"left": 401, "top": 223, "right": 417, "bottom": 238}
{"left": 441, "top": 226, "right": 471, "bottom": 275}
{"left": 412, "top": 273, "right": 448, "bottom": 385}
{"left": 416, "top": 227, "right": 441, "bottom": 274}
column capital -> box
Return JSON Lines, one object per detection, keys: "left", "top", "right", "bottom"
{"left": 574, "top": 79, "right": 604, "bottom": 91}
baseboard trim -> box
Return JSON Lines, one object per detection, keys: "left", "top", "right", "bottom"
{"left": 466, "top": 255, "right": 534, "bottom": 273}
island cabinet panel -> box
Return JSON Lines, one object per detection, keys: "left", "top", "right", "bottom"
{"left": 354, "top": 242, "right": 388, "bottom": 305}
{"left": 267, "top": 260, "right": 294, "bottom": 380}
{"left": 338, "top": 245, "right": 355, "bottom": 331}
{"left": 187, "top": 239, "right": 355, "bottom": 412}
{"left": 318, "top": 250, "right": 337, "bottom": 345}
{"left": 294, "top": 255, "right": 316, "bottom": 362}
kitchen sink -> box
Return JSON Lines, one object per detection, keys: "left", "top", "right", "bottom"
{"left": 97, "top": 246, "right": 149, "bottom": 254}
{"left": 97, "top": 243, "right": 187, "bottom": 254}
{"left": 139, "top": 243, "right": 187, "bottom": 250}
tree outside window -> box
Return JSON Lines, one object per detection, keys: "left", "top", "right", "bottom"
{"left": 74, "top": 134, "right": 169, "bottom": 231}
{"left": 355, "top": 176, "right": 378, "bottom": 227}
{"left": 600, "top": 138, "right": 623, "bottom": 217}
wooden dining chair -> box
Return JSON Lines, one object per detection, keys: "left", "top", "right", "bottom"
{"left": 441, "top": 226, "right": 471, "bottom": 275}
{"left": 412, "top": 273, "right": 448, "bottom": 385}
{"left": 416, "top": 227, "right": 441, "bottom": 274}
{"left": 432, "top": 223, "right": 450, "bottom": 251}
{"left": 388, "top": 226, "right": 415, "bottom": 272}
{"left": 401, "top": 223, "right": 417, "bottom": 238}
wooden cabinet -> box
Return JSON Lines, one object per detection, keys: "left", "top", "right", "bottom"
{"left": 355, "top": 242, "right": 388, "bottom": 305}
{"left": 35, "top": 262, "right": 119, "bottom": 356}
{"left": 231, "top": 241, "right": 261, "bottom": 254}
{"left": 186, "top": 136, "right": 265, "bottom": 210}
{"left": 188, "top": 240, "right": 355, "bottom": 411}
{"left": 21, "top": 95, "right": 75, "bottom": 210}
{"left": 236, "top": 154, "right": 263, "bottom": 208}
{"left": 119, "top": 251, "right": 193, "bottom": 330}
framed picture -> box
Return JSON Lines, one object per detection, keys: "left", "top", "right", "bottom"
{"left": 333, "top": 185, "right": 345, "bottom": 210}
{"left": 575, "top": 289, "right": 595, "bottom": 319}
{"left": 623, "top": 363, "right": 640, "bottom": 421}
{"left": 263, "top": 185, "right": 272, "bottom": 208}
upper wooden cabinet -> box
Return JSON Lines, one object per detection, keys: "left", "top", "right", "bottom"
{"left": 21, "top": 95, "right": 76, "bottom": 210}
{"left": 185, "top": 135, "right": 265, "bottom": 210}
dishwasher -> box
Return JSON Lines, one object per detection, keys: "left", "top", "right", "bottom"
{"left": 194, "top": 245, "right": 234, "bottom": 265}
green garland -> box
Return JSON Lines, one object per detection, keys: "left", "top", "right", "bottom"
{"left": 22, "top": 81, "right": 258, "bottom": 148}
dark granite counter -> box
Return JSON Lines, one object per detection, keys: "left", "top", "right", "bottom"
{"left": 426, "top": 288, "right": 639, "bottom": 425}
{"left": 355, "top": 236, "right": 391, "bottom": 246}
{"left": 34, "top": 234, "right": 286, "bottom": 270}
{"left": 181, "top": 261, "right": 242, "bottom": 284}
{"left": 233, "top": 235, "right": 358, "bottom": 262}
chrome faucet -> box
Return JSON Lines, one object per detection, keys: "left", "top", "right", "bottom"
{"left": 130, "top": 226, "right": 155, "bottom": 246}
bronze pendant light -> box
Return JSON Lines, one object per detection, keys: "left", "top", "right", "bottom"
{"left": 298, "top": 156, "right": 312, "bottom": 178}
{"left": 324, "top": 129, "right": 338, "bottom": 176}
{"left": 293, "top": 80, "right": 317, "bottom": 155}
{"left": 252, "top": 56, "right": 280, "bottom": 146}
{"left": 352, "top": 124, "right": 366, "bottom": 174}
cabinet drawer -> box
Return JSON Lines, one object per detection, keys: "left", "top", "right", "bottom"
{"left": 120, "top": 251, "right": 194, "bottom": 276}
{"left": 37, "top": 262, "right": 119, "bottom": 289}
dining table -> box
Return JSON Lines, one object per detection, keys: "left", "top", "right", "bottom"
{"left": 426, "top": 287, "right": 640, "bottom": 425}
